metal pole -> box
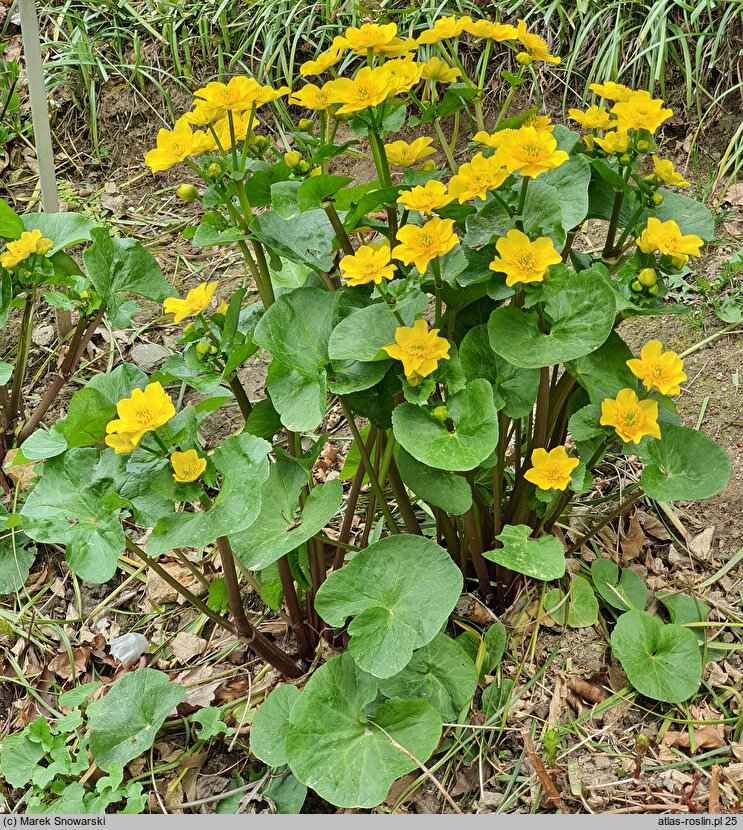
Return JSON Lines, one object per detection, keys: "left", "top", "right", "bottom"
{"left": 18, "top": 0, "right": 73, "bottom": 336}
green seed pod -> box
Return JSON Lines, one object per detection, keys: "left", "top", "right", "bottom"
{"left": 208, "top": 344, "right": 219, "bottom": 355}
{"left": 652, "top": 192, "right": 664, "bottom": 205}
{"left": 297, "top": 160, "right": 312, "bottom": 174}
{"left": 176, "top": 183, "right": 199, "bottom": 202}
{"left": 637, "top": 267, "right": 657, "bottom": 287}
{"left": 195, "top": 340, "right": 211, "bottom": 356}
{"left": 631, "top": 280, "right": 643, "bottom": 293}
{"left": 647, "top": 284, "right": 659, "bottom": 296}
{"left": 619, "top": 153, "right": 632, "bottom": 166}
{"left": 432, "top": 405, "right": 448, "bottom": 422}
{"left": 636, "top": 139, "right": 650, "bottom": 154}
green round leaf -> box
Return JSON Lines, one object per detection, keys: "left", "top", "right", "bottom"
{"left": 459, "top": 324, "right": 539, "bottom": 419}
{"left": 392, "top": 379, "right": 498, "bottom": 472}
{"left": 88, "top": 669, "right": 186, "bottom": 771}
{"left": 22, "top": 211, "right": 95, "bottom": 254}
{"left": 611, "top": 610, "right": 702, "bottom": 703}
{"left": 544, "top": 576, "right": 599, "bottom": 628}
{"left": 250, "top": 684, "right": 301, "bottom": 767}
{"left": 396, "top": 447, "right": 472, "bottom": 515}
{"left": 378, "top": 633, "right": 478, "bottom": 721}
{"left": 230, "top": 460, "right": 342, "bottom": 571}
{"left": 285, "top": 653, "right": 442, "bottom": 808}
{"left": 487, "top": 266, "right": 615, "bottom": 368}
{"left": 484, "top": 525, "right": 565, "bottom": 580}
{"left": 315, "top": 535, "right": 463, "bottom": 678}
{"left": 328, "top": 303, "right": 401, "bottom": 363}
{"left": 591, "top": 559, "right": 647, "bottom": 612}
{"left": 565, "top": 332, "right": 637, "bottom": 405}
{"left": 641, "top": 424, "right": 732, "bottom": 501}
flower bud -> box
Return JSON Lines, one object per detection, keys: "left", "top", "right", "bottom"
{"left": 647, "top": 284, "right": 659, "bottom": 296}
{"left": 208, "top": 344, "right": 219, "bottom": 355}
{"left": 176, "top": 183, "right": 199, "bottom": 202}
{"left": 670, "top": 255, "right": 685, "bottom": 269}
{"left": 642, "top": 173, "right": 656, "bottom": 185}
{"left": 637, "top": 268, "right": 657, "bottom": 288}
{"left": 516, "top": 52, "right": 533, "bottom": 66}
{"left": 309, "top": 166, "right": 322, "bottom": 177}
{"left": 252, "top": 135, "right": 269, "bottom": 151}
{"left": 297, "top": 160, "right": 312, "bottom": 174}
{"left": 182, "top": 322, "right": 196, "bottom": 336}
{"left": 631, "top": 280, "right": 643, "bottom": 293}
{"left": 195, "top": 340, "right": 211, "bottom": 356}
{"left": 79, "top": 290, "right": 90, "bottom": 300}
{"left": 651, "top": 193, "right": 664, "bottom": 205}
{"left": 420, "top": 160, "right": 437, "bottom": 172}
{"left": 206, "top": 163, "right": 222, "bottom": 179}
{"left": 619, "top": 153, "right": 632, "bottom": 166}
{"left": 297, "top": 118, "right": 314, "bottom": 133}
{"left": 432, "top": 405, "right": 448, "bottom": 422}
{"left": 636, "top": 139, "right": 650, "bottom": 154}
{"left": 283, "top": 150, "right": 302, "bottom": 168}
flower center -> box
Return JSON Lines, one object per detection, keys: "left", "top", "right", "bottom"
{"left": 650, "top": 363, "right": 666, "bottom": 379}
{"left": 620, "top": 408, "right": 639, "bottom": 427}
{"left": 519, "top": 141, "right": 544, "bottom": 159}
{"left": 418, "top": 232, "right": 433, "bottom": 247}
{"left": 407, "top": 343, "right": 426, "bottom": 355}
{"left": 133, "top": 407, "right": 155, "bottom": 427}
{"left": 517, "top": 252, "right": 537, "bottom": 272}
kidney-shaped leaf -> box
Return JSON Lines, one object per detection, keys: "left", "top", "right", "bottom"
{"left": 396, "top": 447, "right": 472, "bottom": 515}
{"left": 484, "top": 525, "right": 565, "bottom": 580}
{"left": 392, "top": 378, "right": 498, "bottom": 472}
{"left": 229, "top": 459, "right": 342, "bottom": 571}
{"left": 22, "top": 211, "right": 95, "bottom": 254}
{"left": 378, "top": 633, "right": 478, "bottom": 722}
{"left": 641, "top": 424, "right": 732, "bottom": 501}
{"left": 20, "top": 449, "right": 126, "bottom": 583}
{"left": 315, "top": 535, "right": 463, "bottom": 678}
{"left": 611, "top": 610, "right": 702, "bottom": 703}
{"left": 88, "top": 669, "right": 186, "bottom": 771}
{"left": 148, "top": 434, "right": 271, "bottom": 556}
{"left": 285, "top": 652, "right": 442, "bottom": 808}
{"left": 591, "top": 558, "right": 647, "bottom": 612}
{"left": 488, "top": 266, "right": 614, "bottom": 368}
{"left": 250, "top": 684, "right": 301, "bottom": 767}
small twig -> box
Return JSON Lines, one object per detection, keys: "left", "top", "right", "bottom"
{"left": 523, "top": 731, "right": 565, "bottom": 812}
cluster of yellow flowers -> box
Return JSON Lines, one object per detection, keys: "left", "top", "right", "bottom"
{"left": 1, "top": 229, "right": 53, "bottom": 270}
{"left": 524, "top": 341, "right": 686, "bottom": 491}
{"left": 636, "top": 217, "right": 703, "bottom": 268}
{"left": 145, "top": 78, "right": 289, "bottom": 173}
{"left": 105, "top": 382, "right": 207, "bottom": 483}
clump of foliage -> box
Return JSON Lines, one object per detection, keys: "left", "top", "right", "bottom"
{"left": 0, "top": 14, "right": 731, "bottom": 811}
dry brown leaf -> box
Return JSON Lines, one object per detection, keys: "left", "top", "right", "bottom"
{"left": 689, "top": 527, "right": 715, "bottom": 560}
{"left": 3, "top": 449, "right": 40, "bottom": 490}
{"left": 176, "top": 665, "right": 224, "bottom": 709}
{"left": 635, "top": 509, "right": 672, "bottom": 541}
{"left": 620, "top": 510, "right": 647, "bottom": 562}
{"left": 170, "top": 633, "right": 207, "bottom": 663}
{"left": 146, "top": 562, "right": 206, "bottom": 605}
{"left": 661, "top": 726, "right": 725, "bottom": 751}
{"left": 48, "top": 646, "right": 92, "bottom": 681}
{"left": 723, "top": 762, "right": 743, "bottom": 785}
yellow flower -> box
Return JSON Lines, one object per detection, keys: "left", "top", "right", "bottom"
{"left": 488, "top": 228, "right": 561, "bottom": 287}
{"left": 396, "top": 180, "right": 452, "bottom": 214}
{"left": 521, "top": 112, "right": 554, "bottom": 132}
{"left": 420, "top": 57, "right": 461, "bottom": 84}
{"left": 384, "top": 136, "right": 436, "bottom": 168}
{"left": 193, "top": 77, "right": 289, "bottom": 118}
{"left": 472, "top": 127, "right": 518, "bottom": 150}
{"left": 300, "top": 37, "right": 346, "bottom": 76}
{"left": 600, "top": 388, "right": 661, "bottom": 444}
{"left": 382, "top": 319, "right": 451, "bottom": 384}
{"left": 1, "top": 230, "right": 53, "bottom": 269}
{"left": 636, "top": 218, "right": 703, "bottom": 264}
{"left": 375, "top": 37, "right": 418, "bottom": 59}
{"left": 164, "top": 281, "right": 219, "bottom": 324}
{"left": 171, "top": 449, "right": 207, "bottom": 483}
{"left": 589, "top": 81, "right": 633, "bottom": 102}
{"left": 495, "top": 126, "right": 569, "bottom": 178}
{"left": 341, "top": 22, "right": 399, "bottom": 54}
{"left": 611, "top": 90, "right": 673, "bottom": 134}
{"left": 626, "top": 340, "right": 687, "bottom": 396}
{"left": 593, "top": 129, "right": 630, "bottom": 154}
{"left": 290, "top": 83, "right": 333, "bottom": 111}
{"left": 515, "top": 20, "right": 560, "bottom": 64}
{"left": 214, "top": 301, "right": 230, "bottom": 315}
{"left": 324, "top": 66, "right": 395, "bottom": 115}
{"left": 392, "top": 217, "right": 458, "bottom": 274}
{"left": 568, "top": 105, "right": 614, "bottom": 130}
{"left": 417, "top": 16, "right": 472, "bottom": 44}
{"left": 463, "top": 19, "right": 518, "bottom": 41}
{"left": 339, "top": 242, "right": 396, "bottom": 286}
{"left": 652, "top": 156, "right": 690, "bottom": 188}
{"left": 145, "top": 116, "right": 212, "bottom": 173}
{"left": 105, "top": 382, "right": 176, "bottom": 450}
{"left": 448, "top": 152, "right": 509, "bottom": 203}
{"left": 209, "top": 110, "right": 259, "bottom": 149}
{"left": 524, "top": 446, "right": 580, "bottom": 491}
{"left": 385, "top": 58, "right": 425, "bottom": 94}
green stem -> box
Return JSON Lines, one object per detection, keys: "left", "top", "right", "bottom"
{"left": 432, "top": 257, "right": 444, "bottom": 328}
{"left": 493, "top": 65, "right": 525, "bottom": 130}
{"left": 431, "top": 119, "right": 457, "bottom": 173}
{"left": 515, "top": 176, "right": 530, "bottom": 231}
{"left": 8, "top": 290, "right": 36, "bottom": 430}
{"left": 324, "top": 201, "right": 354, "bottom": 257}
{"left": 338, "top": 397, "right": 400, "bottom": 534}
{"left": 367, "top": 129, "right": 399, "bottom": 240}
{"left": 228, "top": 374, "right": 252, "bottom": 421}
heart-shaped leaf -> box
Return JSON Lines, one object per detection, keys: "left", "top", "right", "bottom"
{"left": 611, "top": 610, "right": 702, "bottom": 703}
{"left": 250, "top": 684, "right": 300, "bottom": 767}
{"left": 378, "top": 633, "right": 478, "bottom": 721}
{"left": 392, "top": 379, "right": 498, "bottom": 472}
{"left": 315, "top": 535, "right": 463, "bottom": 678}
{"left": 284, "top": 653, "right": 442, "bottom": 808}
{"left": 229, "top": 459, "right": 342, "bottom": 571}
{"left": 396, "top": 447, "right": 472, "bottom": 515}
{"left": 487, "top": 266, "right": 614, "bottom": 368}
{"left": 591, "top": 559, "right": 647, "bottom": 612}
{"left": 544, "top": 575, "right": 599, "bottom": 628}
{"left": 484, "top": 525, "right": 565, "bottom": 580}
{"left": 641, "top": 424, "right": 732, "bottom": 501}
